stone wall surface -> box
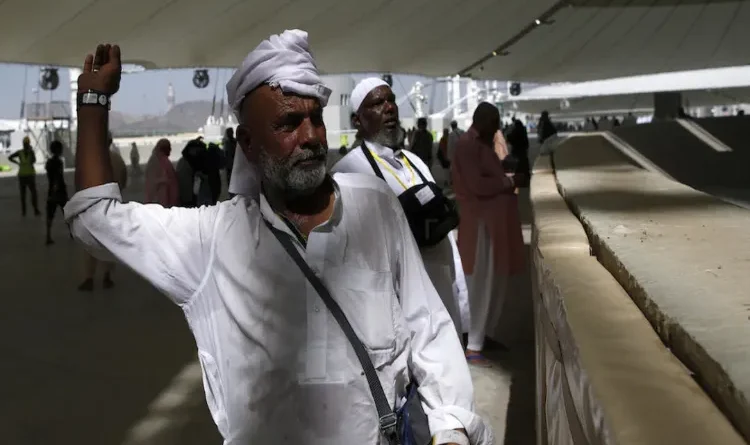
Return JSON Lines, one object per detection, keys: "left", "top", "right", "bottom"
{"left": 531, "top": 135, "right": 748, "bottom": 445}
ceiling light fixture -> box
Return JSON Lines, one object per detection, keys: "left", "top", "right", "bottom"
{"left": 458, "top": 0, "right": 569, "bottom": 77}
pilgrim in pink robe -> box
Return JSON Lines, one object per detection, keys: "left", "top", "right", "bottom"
{"left": 145, "top": 139, "right": 179, "bottom": 208}
{"left": 452, "top": 127, "right": 525, "bottom": 352}
{"left": 494, "top": 130, "right": 520, "bottom": 196}
{"left": 494, "top": 129, "right": 509, "bottom": 160}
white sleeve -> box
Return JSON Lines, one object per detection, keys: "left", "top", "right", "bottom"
{"left": 448, "top": 231, "right": 470, "bottom": 334}
{"left": 388, "top": 194, "right": 494, "bottom": 444}
{"left": 64, "top": 183, "right": 218, "bottom": 306}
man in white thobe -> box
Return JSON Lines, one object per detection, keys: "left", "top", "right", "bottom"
{"left": 65, "top": 33, "right": 492, "bottom": 445}
{"left": 332, "top": 78, "right": 470, "bottom": 338}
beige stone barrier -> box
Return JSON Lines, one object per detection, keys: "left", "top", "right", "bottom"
{"left": 530, "top": 141, "right": 747, "bottom": 445}
{"left": 531, "top": 155, "right": 591, "bottom": 260}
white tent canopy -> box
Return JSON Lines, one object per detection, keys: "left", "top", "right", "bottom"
{"left": 507, "top": 66, "right": 750, "bottom": 101}
{"left": 496, "top": 65, "right": 750, "bottom": 115}
{"left": 501, "top": 87, "right": 750, "bottom": 117}
{"left": 1, "top": 0, "right": 749, "bottom": 81}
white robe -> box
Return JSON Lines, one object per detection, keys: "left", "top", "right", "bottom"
{"left": 333, "top": 141, "right": 470, "bottom": 335}
{"left": 63, "top": 174, "right": 493, "bottom": 445}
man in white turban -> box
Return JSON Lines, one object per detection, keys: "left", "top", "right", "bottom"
{"left": 63, "top": 33, "right": 493, "bottom": 445}
{"left": 333, "top": 78, "right": 471, "bottom": 341}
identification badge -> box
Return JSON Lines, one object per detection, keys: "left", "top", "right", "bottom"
{"left": 415, "top": 186, "right": 435, "bottom": 205}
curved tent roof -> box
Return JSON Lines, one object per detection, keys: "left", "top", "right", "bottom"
{"left": 0, "top": 0, "right": 748, "bottom": 81}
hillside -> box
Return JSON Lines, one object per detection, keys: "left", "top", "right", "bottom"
{"left": 111, "top": 100, "right": 223, "bottom": 137}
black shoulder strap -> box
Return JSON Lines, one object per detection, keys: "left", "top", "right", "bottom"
{"left": 359, "top": 144, "right": 386, "bottom": 181}
{"left": 403, "top": 153, "right": 431, "bottom": 184}
{"left": 264, "top": 222, "right": 399, "bottom": 439}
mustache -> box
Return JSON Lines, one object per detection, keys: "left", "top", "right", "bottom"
{"left": 290, "top": 144, "right": 327, "bottom": 164}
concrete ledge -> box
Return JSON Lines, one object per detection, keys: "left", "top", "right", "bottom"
{"left": 530, "top": 149, "right": 746, "bottom": 444}
{"left": 530, "top": 159, "right": 591, "bottom": 259}
{"left": 551, "top": 134, "right": 638, "bottom": 173}
{"left": 536, "top": 254, "right": 745, "bottom": 445}
{"left": 532, "top": 154, "right": 555, "bottom": 175}
{"left": 553, "top": 136, "right": 750, "bottom": 442}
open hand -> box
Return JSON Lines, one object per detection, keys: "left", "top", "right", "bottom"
{"left": 77, "top": 44, "right": 122, "bottom": 95}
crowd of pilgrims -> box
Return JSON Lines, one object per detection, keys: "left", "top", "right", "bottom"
{"left": 120, "top": 115, "right": 538, "bottom": 211}
{"left": 11, "top": 91, "right": 544, "bottom": 354}
{"left": 13, "top": 103, "right": 540, "bottom": 334}
{"left": 11, "top": 30, "right": 558, "bottom": 443}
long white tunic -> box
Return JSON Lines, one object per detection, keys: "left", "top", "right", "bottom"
{"left": 333, "top": 141, "right": 470, "bottom": 334}
{"left": 63, "top": 173, "right": 493, "bottom": 445}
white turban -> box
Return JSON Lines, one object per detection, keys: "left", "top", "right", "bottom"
{"left": 225, "top": 29, "right": 332, "bottom": 198}
{"left": 351, "top": 77, "right": 389, "bottom": 112}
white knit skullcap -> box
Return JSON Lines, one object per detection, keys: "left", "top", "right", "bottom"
{"left": 350, "top": 77, "right": 389, "bottom": 112}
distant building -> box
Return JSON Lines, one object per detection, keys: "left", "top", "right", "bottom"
{"left": 167, "top": 82, "right": 175, "bottom": 111}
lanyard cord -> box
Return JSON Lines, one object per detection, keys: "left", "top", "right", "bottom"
{"left": 371, "top": 151, "right": 416, "bottom": 190}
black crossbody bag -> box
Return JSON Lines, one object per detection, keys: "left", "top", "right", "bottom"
{"left": 361, "top": 145, "right": 458, "bottom": 248}
{"left": 265, "top": 221, "right": 432, "bottom": 445}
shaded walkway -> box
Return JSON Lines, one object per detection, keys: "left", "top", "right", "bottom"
{"left": 0, "top": 172, "right": 220, "bottom": 444}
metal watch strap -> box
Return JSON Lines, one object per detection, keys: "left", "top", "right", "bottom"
{"left": 433, "top": 429, "right": 470, "bottom": 445}
{"left": 77, "top": 90, "right": 111, "bottom": 110}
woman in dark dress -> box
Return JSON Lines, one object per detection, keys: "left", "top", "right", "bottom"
{"left": 45, "top": 141, "right": 69, "bottom": 245}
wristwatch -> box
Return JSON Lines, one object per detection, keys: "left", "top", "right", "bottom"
{"left": 433, "top": 429, "right": 470, "bottom": 445}
{"left": 77, "top": 89, "right": 111, "bottom": 110}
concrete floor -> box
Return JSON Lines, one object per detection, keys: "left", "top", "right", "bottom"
{"left": 0, "top": 165, "right": 536, "bottom": 445}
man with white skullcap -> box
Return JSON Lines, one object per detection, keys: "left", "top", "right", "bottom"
{"left": 64, "top": 33, "right": 492, "bottom": 445}
{"left": 333, "top": 78, "right": 471, "bottom": 346}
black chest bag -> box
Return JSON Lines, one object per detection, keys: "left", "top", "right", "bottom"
{"left": 361, "top": 145, "right": 458, "bottom": 247}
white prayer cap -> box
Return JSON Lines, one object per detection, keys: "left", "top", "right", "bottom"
{"left": 351, "top": 77, "right": 389, "bottom": 113}
{"left": 226, "top": 29, "right": 332, "bottom": 119}
{"left": 225, "top": 29, "right": 331, "bottom": 199}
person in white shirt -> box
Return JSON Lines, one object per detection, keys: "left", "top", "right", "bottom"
{"left": 65, "top": 33, "right": 492, "bottom": 445}
{"left": 333, "top": 78, "right": 470, "bottom": 340}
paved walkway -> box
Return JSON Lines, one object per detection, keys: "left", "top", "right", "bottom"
{"left": 0, "top": 164, "right": 535, "bottom": 444}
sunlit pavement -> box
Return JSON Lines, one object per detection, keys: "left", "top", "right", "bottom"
{"left": 0, "top": 160, "right": 535, "bottom": 445}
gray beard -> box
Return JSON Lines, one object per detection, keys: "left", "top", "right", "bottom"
{"left": 259, "top": 146, "right": 327, "bottom": 197}
{"left": 371, "top": 127, "right": 404, "bottom": 149}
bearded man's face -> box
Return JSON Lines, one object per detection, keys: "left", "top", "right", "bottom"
{"left": 237, "top": 85, "right": 328, "bottom": 197}
{"left": 354, "top": 85, "right": 402, "bottom": 148}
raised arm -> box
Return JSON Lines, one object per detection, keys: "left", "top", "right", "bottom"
{"left": 65, "top": 44, "right": 215, "bottom": 306}
{"left": 388, "top": 195, "right": 494, "bottom": 445}
{"left": 74, "top": 44, "right": 119, "bottom": 191}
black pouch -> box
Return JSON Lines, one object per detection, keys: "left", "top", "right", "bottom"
{"left": 397, "top": 383, "right": 432, "bottom": 445}
{"left": 361, "top": 145, "right": 458, "bottom": 247}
